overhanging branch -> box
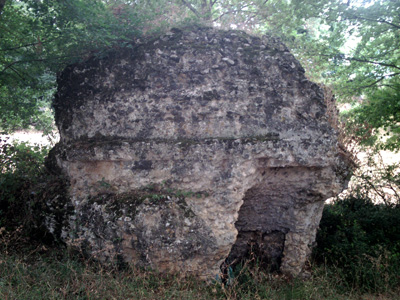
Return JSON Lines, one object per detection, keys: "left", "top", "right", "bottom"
{"left": 0, "top": 53, "right": 84, "bottom": 76}
{"left": 319, "top": 51, "right": 400, "bottom": 71}
{"left": 359, "top": 72, "right": 400, "bottom": 89}
{"left": 213, "top": 3, "right": 252, "bottom": 22}
{"left": 181, "top": 0, "right": 201, "bottom": 18}
{"left": 344, "top": 11, "right": 400, "bottom": 30}
{"left": 347, "top": 57, "right": 400, "bottom": 71}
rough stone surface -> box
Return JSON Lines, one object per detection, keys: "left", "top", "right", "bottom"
{"left": 47, "top": 26, "right": 351, "bottom": 279}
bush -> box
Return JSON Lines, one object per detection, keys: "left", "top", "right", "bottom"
{"left": 0, "top": 138, "right": 53, "bottom": 237}
{"left": 314, "top": 195, "right": 400, "bottom": 292}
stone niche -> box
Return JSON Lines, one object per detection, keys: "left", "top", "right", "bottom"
{"left": 46, "top": 26, "right": 351, "bottom": 279}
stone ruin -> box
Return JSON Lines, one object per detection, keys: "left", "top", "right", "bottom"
{"left": 46, "top": 26, "right": 351, "bottom": 279}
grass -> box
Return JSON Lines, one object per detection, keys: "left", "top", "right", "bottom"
{"left": 1, "top": 232, "right": 399, "bottom": 300}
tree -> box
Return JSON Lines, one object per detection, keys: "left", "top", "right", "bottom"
{"left": 1, "top": 0, "right": 399, "bottom": 151}
{"left": 0, "top": 0, "right": 6, "bottom": 16}
{"left": 264, "top": 0, "right": 400, "bottom": 151}
{"left": 0, "top": 0, "right": 159, "bottom": 133}
{"left": 0, "top": 0, "right": 276, "bottom": 133}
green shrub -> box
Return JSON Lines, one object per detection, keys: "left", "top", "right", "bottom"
{"left": 0, "top": 138, "right": 49, "bottom": 232}
{"left": 314, "top": 195, "right": 400, "bottom": 292}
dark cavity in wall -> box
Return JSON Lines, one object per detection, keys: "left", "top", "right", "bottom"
{"left": 225, "top": 176, "right": 290, "bottom": 272}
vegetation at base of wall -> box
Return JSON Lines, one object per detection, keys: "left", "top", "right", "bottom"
{"left": 0, "top": 139, "right": 67, "bottom": 242}
{"left": 0, "top": 139, "right": 47, "bottom": 227}
{"left": 314, "top": 195, "right": 400, "bottom": 293}
{"left": 1, "top": 240, "right": 400, "bottom": 300}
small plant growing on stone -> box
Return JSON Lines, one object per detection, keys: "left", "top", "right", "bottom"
{"left": 98, "top": 177, "right": 112, "bottom": 189}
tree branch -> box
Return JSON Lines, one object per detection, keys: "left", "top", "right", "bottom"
{"left": 0, "top": 35, "right": 63, "bottom": 52}
{"left": 347, "top": 57, "right": 400, "bottom": 71}
{"left": 359, "top": 73, "right": 400, "bottom": 89}
{"left": 1, "top": 42, "right": 41, "bottom": 52}
{"left": 213, "top": 3, "right": 252, "bottom": 22}
{"left": 0, "top": 53, "right": 83, "bottom": 76}
{"left": 0, "top": 59, "right": 44, "bottom": 76}
{"left": 181, "top": 0, "right": 201, "bottom": 18}
{"left": 377, "top": 18, "right": 400, "bottom": 30}
{"left": 0, "top": 0, "right": 7, "bottom": 18}
{"left": 319, "top": 51, "right": 400, "bottom": 72}
{"left": 344, "top": 11, "right": 400, "bottom": 30}
{"left": 8, "top": 66, "right": 27, "bottom": 81}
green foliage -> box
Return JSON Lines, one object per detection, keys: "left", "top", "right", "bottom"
{"left": 315, "top": 195, "right": 400, "bottom": 292}
{"left": 269, "top": 0, "right": 400, "bottom": 151}
{"left": 0, "top": 139, "right": 48, "bottom": 205}
{"left": 0, "top": 138, "right": 72, "bottom": 245}
{"left": 275, "top": 0, "right": 400, "bottom": 96}
{"left": 1, "top": 245, "right": 394, "bottom": 300}
{"left": 228, "top": 0, "right": 399, "bottom": 151}
{"left": 0, "top": 139, "right": 49, "bottom": 229}
{"left": 0, "top": 0, "right": 162, "bottom": 133}
{"left": 343, "top": 149, "right": 400, "bottom": 205}
{"left": 1, "top": 0, "right": 399, "bottom": 151}
{"left": 343, "top": 80, "right": 400, "bottom": 151}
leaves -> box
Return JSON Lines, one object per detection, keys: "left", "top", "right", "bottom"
{"left": 1, "top": 0, "right": 399, "bottom": 150}
{"left": 0, "top": 0, "right": 154, "bottom": 133}
{"left": 257, "top": 0, "right": 400, "bottom": 151}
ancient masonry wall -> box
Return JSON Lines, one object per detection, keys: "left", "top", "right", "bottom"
{"left": 46, "top": 26, "right": 351, "bottom": 278}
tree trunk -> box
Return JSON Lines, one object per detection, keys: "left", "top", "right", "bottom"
{"left": 0, "top": 0, "right": 7, "bottom": 18}
{"left": 200, "top": 0, "right": 213, "bottom": 25}
{"left": 181, "top": 0, "right": 214, "bottom": 26}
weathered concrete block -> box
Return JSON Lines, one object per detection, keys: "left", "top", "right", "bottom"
{"left": 47, "top": 26, "right": 350, "bottom": 278}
